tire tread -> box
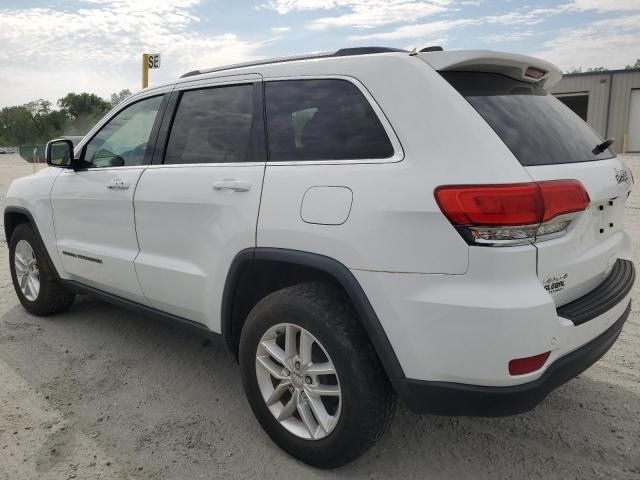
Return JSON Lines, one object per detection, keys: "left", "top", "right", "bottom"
{"left": 240, "top": 281, "right": 396, "bottom": 468}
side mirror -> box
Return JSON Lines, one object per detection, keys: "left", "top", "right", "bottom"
{"left": 45, "top": 138, "right": 75, "bottom": 168}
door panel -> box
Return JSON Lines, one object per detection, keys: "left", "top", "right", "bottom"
{"left": 50, "top": 94, "right": 167, "bottom": 303}
{"left": 133, "top": 164, "right": 265, "bottom": 325}
{"left": 51, "top": 168, "right": 148, "bottom": 303}
{"left": 133, "top": 79, "right": 266, "bottom": 330}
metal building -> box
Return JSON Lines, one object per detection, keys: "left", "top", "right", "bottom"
{"left": 549, "top": 68, "right": 640, "bottom": 153}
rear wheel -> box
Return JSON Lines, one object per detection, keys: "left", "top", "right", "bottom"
{"left": 9, "top": 223, "right": 75, "bottom": 315}
{"left": 239, "top": 282, "right": 395, "bottom": 468}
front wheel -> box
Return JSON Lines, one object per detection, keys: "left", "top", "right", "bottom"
{"left": 9, "top": 223, "right": 75, "bottom": 316}
{"left": 239, "top": 282, "right": 395, "bottom": 468}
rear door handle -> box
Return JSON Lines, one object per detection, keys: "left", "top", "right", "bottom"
{"left": 106, "top": 179, "right": 130, "bottom": 190}
{"left": 212, "top": 180, "right": 252, "bottom": 192}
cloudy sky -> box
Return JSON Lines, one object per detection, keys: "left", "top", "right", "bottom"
{"left": 1, "top": 0, "right": 639, "bottom": 107}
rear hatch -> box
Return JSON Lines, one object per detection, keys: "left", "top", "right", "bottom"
{"left": 426, "top": 51, "right": 634, "bottom": 307}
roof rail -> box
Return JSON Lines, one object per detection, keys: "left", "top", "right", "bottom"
{"left": 420, "top": 46, "right": 444, "bottom": 52}
{"left": 334, "top": 46, "right": 408, "bottom": 56}
{"left": 180, "top": 46, "right": 409, "bottom": 79}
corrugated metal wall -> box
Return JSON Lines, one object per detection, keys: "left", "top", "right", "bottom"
{"left": 550, "top": 70, "right": 640, "bottom": 152}
{"left": 608, "top": 71, "right": 640, "bottom": 151}
{"left": 549, "top": 73, "right": 609, "bottom": 136}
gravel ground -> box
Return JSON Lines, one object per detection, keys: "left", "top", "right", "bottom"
{"left": 0, "top": 153, "right": 639, "bottom": 480}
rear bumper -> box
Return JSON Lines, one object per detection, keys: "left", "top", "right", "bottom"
{"left": 393, "top": 301, "right": 630, "bottom": 416}
{"left": 557, "top": 259, "right": 635, "bottom": 325}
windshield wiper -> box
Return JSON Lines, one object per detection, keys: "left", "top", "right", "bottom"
{"left": 592, "top": 137, "right": 615, "bottom": 155}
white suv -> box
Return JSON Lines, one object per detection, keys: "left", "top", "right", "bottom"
{"left": 4, "top": 47, "right": 635, "bottom": 468}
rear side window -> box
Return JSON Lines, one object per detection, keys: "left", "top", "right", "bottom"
{"left": 164, "top": 84, "right": 256, "bottom": 164}
{"left": 441, "top": 71, "right": 615, "bottom": 166}
{"left": 265, "top": 79, "right": 394, "bottom": 161}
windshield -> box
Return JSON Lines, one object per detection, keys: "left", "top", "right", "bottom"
{"left": 441, "top": 71, "right": 615, "bottom": 166}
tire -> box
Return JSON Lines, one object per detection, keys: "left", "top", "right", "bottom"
{"left": 239, "top": 282, "right": 396, "bottom": 468}
{"left": 9, "top": 222, "right": 75, "bottom": 316}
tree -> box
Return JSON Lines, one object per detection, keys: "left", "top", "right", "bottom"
{"left": 25, "top": 99, "right": 63, "bottom": 141}
{"left": 110, "top": 89, "right": 132, "bottom": 107}
{"left": 567, "top": 59, "right": 640, "bottom": 74}
{"left": 0, "top": 106, "right": 36, "bottom": 145}
{"left": 626, "top": 59, "right": 640, "bottom": 69}
{"left": 25, "top": 99, "right": 52, "bottom": 116}
{"left": 0, "top": 89, "right": 132, "bottom": 146}
{"left": 57, "top": 92, "right": 111, "bottom": 120}
{"left": 0, "top": 101, "right": 71, "bottom": 146}
{"left": 57, "top": 92, "right": 111, "bottom": 137}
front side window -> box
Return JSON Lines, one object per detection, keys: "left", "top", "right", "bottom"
{"left": 83, "top": 95, "right": 163, "bottom": 168}
{"left": 164, "top": 84, "right": 256, "bottom": 164}
{"left": 265, "top": 79, "right": 394, "bottom": 161}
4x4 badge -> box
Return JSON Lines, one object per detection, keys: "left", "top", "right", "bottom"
{"left": 543, "top": 273, "right": 568, "bottom": 294}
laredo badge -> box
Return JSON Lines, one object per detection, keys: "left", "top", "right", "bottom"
{"left": 614, "top": 167, "right": 630, "bottom": 186}
{"left": 544, "top": 273, "right": 568, "bottom": 294}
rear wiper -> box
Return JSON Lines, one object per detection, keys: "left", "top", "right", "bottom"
{"left": 592, "top": 137, "right": 615, "bottom": 155}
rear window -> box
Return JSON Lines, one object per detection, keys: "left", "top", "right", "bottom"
{"left": 441, "top": 71, "right": 615, "bottom": 166}
{"left": 265, "top": 79, "right": 394, "bottom": 161}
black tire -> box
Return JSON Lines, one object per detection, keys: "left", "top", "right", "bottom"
{"left": 239, "top": 282, "right": 396, "bottom": 468}
{"left": 9, "top": 222, "right": 75, "bottom": 316}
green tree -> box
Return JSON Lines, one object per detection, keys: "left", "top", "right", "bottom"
{"left": 110, "top": 89, "right": 132, "bottom": 107}
{"left": 57, "top": 92, "right": 111, "bottom": 119}
{"left": 25, "top": 99, "right": 63, "bottom": 142}
{"left": 0, "top": 90, "right": 133, "bottom": 146}
{"left": 625, "top": 59, "right": 640, "bottom": 69}
{"left": 0, "top": 101, "right": 72, "bottom": 146}
{"left": 0, "top": 106, "right": 36, "bottom": 145}
{"left": 57, "top": 92, "right": 111, "bottom": 136}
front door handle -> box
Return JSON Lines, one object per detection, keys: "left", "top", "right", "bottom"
{"left": 212, "top": 180, "right": 252, "bottom": 193}
{"left": 106, "top": 179, "right": 130, "bottom": 190}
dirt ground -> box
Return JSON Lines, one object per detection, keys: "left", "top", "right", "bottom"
{"left": 0, "top": 153, "right": 638, "bottom": 480}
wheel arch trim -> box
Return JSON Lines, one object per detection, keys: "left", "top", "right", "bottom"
{"left": 4, "top": 206, "right": 34, "bottom": 245}
{"left": 221, "top": 247, "right": 406, "bottom": 380}
{"left": 4, "top": 206, "right": 63, "bottom": 282}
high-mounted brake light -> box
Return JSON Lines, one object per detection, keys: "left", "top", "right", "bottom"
{"left": 524, "top": 66, "right": 547, "bottom": 80}
{"left": 434, "top": 180, "right": 590, "bottom": 246}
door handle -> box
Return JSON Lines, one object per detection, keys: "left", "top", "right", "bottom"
{"left": 212, "top": 180, "right": 252, "bottom": 193}
{"left": 106, "top": 179, "right": 130, "bottom": 190}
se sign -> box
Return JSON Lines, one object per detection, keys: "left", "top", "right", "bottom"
{"left": 147, "top": 54, "right": 161, "bottom": 69}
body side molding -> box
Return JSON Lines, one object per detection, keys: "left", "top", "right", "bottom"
{"left": 62, "top": 279, "right": 218, "bottom": 337}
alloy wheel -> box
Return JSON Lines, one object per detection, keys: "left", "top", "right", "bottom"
{"left": 255, "top": 323, "right": 342, "bottom": 440}
{"left": 14, "top": 239, "right": 40, "bottom": 301}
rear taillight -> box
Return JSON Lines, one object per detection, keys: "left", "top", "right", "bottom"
{"left": 435, "top": 180, "right": 590, "bottom": 246}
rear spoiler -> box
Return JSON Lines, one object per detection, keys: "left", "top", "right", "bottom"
{"left": 419, "top": 50, "right": 562, "bottom": 88}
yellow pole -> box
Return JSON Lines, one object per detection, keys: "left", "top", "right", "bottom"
{"left": 142, "top": 53, "right": 149, "bottom": 89}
